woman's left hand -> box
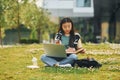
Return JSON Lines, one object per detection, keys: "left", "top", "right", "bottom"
{"left": 65, "top": 47, "right": 76, "bottom": 53}
{"left": 76, "top": 48, "right": 86, "bottom": 54}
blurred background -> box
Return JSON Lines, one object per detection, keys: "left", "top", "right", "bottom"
{"left": 0, "top": 0, "right": 120, "bottom": 45}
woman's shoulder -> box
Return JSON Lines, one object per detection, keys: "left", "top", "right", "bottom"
{"left": 74, "top": 33, "right": 81, "bottom": 37}
{"left": 56, "top": 31, "right": 62, "bottom": 35}
{"left": 55, "top": 31, "right": 63, "bottom": 40}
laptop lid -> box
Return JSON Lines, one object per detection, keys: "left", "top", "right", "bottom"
{"left": 43, "top": 44, "right": 67, "bottom": 58}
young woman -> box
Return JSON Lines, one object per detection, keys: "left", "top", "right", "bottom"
{"left": 41, "top": 17, "right": 85, "bottom": 67}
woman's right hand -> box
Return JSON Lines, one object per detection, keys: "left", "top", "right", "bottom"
{"left": 76, "top": 48, "right": 86, "bottom": 54}
{"left": 55, "top": 40, "right": 61, "bottom": 44}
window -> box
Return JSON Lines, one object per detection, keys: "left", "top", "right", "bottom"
{"left": 76, "top": 0, "right": 91, "bottom": 7}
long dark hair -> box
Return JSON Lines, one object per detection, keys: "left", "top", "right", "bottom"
{"left": 58, "top": 17, "right": 75, "bottom": 48}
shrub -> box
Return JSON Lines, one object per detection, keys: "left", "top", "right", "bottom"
{"left": 20, "top": 39, "right": 39, "bottom": 44}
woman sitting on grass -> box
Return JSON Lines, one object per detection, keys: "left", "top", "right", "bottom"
{"left": 41, "top": 17, "right": 85, "bottom": 67}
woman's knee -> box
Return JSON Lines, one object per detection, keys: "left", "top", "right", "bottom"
{"left": 40, "top": 54, "right": 46, "bottom": 61}
{"left": 69, "top": 54, "right": 78, "bottom": 60}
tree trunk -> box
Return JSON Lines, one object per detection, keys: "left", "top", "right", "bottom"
{"left": 0, "top": 26, "right": 3, "bottom": 47}
{"left": 37, "top": 27, "right": 42, "bottom": 43}
{"left": 17, "top": 1, "right": 21, "bottom": 43}
{"left": 17, "top": 25, "right": 21, "bottom": 43}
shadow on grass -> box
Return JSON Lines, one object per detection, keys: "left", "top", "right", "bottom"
{"left": 40, "top": 67, "right": 99, "bottom": 74}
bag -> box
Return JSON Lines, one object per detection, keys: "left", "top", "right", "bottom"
{"left": 74, "top": 58, "right": 102, "bottom": 68}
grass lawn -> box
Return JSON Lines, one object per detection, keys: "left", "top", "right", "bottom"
{"left": 0, "top": 43, "right": 120, "bottom": 80}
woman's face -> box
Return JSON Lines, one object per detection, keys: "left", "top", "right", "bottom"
{"left": 62, "top": 22, "right": 72, "bottom": 34}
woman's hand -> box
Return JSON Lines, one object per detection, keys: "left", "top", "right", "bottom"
{"left": 55, "top": 40, "right": 61, "bottom": 44}
{"left": 65, "top": 47, "right": 76, "bottom": 53}
{"left": 66, "top": 47, "right": 86, "bottom": 54}
{"left": 76, "top": 47, "right": 86, "bottom": 54}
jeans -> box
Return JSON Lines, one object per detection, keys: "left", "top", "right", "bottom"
{"left": 40, "top": 54, "right": 78, "bottom": 66}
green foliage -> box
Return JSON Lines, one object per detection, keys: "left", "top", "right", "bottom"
{"left": 1, "top": 28, "right": 5, "bottom": 38}
{"left": 0, "top": 0, "right": 58, "bottom": 44}
{"left": 42, "top": 32, "right": 50, "bottom": 41}
{"left": 19, "top": 0, "right": 58, "bottom": 42}
{"left": 30, "top": 27, "right": 37, "bottom": 39}
{"left": 20, "top": 39, "right": 39, "bottom": 44}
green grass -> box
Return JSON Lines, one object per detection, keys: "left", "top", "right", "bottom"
{"left": 0, "top": 43, "right": 120, "bottom": 80}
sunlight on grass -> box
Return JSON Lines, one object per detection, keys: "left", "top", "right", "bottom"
{"left": 41, "top": 67, "right": 98, "bottom": 74}
{"left": 0, "top": 43, "right": 120, "bottom": 80}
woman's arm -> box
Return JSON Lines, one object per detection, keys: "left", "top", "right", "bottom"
{"left": 75, "top": 39, "right": 86, "bottom": 54}
{"left": 65, "top": 37, "right": 85, "bottom": 54}
{"left": 54, "top": 32, "right": 62, "bottom": 44}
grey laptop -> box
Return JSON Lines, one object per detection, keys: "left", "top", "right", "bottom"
{"left": 43, "top": 44, "right": 67, "bottom": 58}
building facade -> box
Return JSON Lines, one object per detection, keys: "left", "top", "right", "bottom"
{"left": 42, "top": 0, "right": 120, "bottom": 43}
{"left": 43, "top": 0, "right": 94, "bottom": 17}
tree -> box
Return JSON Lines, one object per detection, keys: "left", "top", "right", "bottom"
{"left": 0, "top": 0, "right": 11, "bottom": 46}
{"left": 0, "top": 0, "right": 58, "bottom": 45}
{"left": 20, "top": 1, "right": 57, "bottom": 43}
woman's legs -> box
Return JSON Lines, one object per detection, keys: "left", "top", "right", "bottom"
{"left": 40, "top": 54, "right": 63, "bottom": 66}
{"left": 40, "top": 54, "right": 77, "bottom": 67}
{"left": 59, "top": 54, "right": 77, "bottom": 65}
